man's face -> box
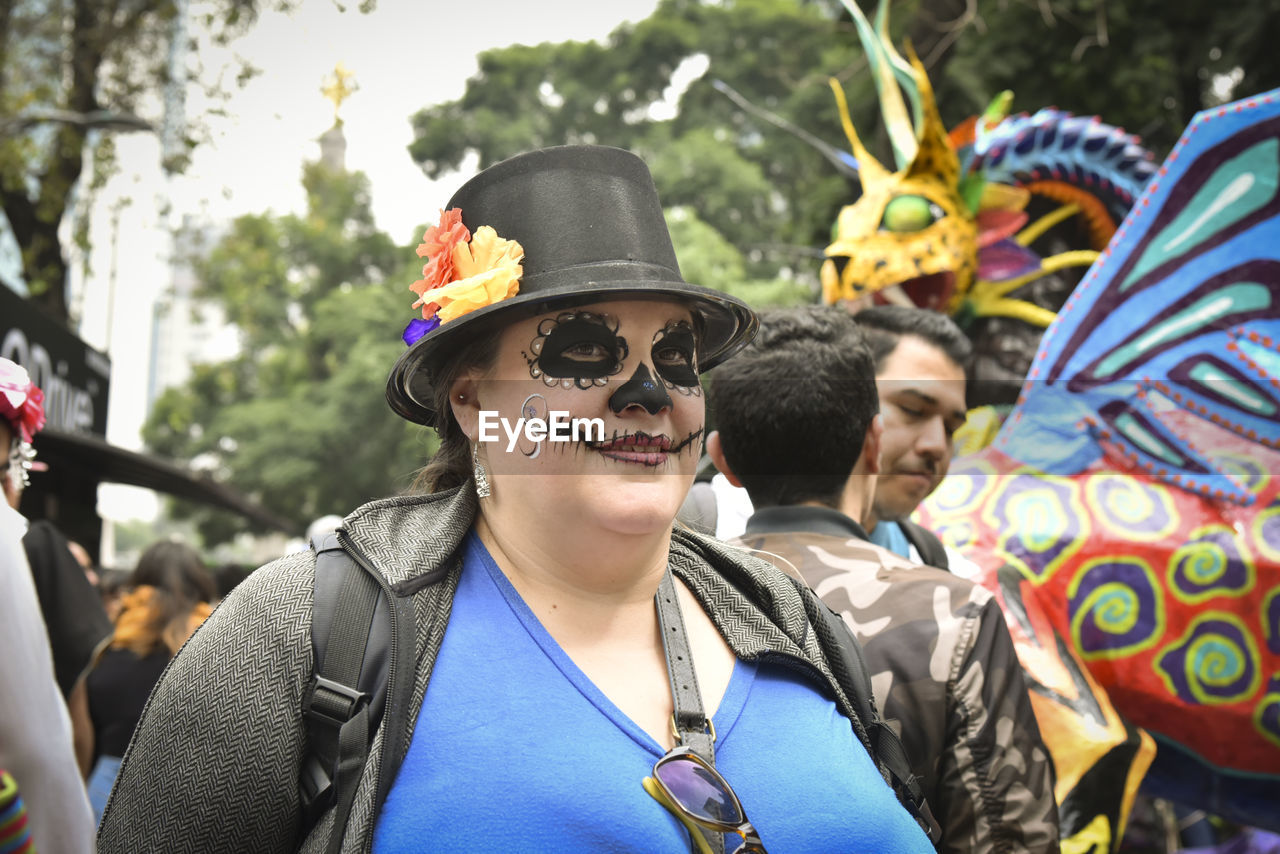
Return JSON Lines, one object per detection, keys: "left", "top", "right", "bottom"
{"left": 871, "top": 335, "right": 967, "bottom": 523}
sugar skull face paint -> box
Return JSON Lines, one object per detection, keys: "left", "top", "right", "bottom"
{"left": 608, "top": 363, "right": 672, "bottom": 415}
{"left": 525, "top": 311, "right": 629, "bottom": 389}
{"left": 585, "top": 427, "right": 705, "bottom": 468}
{"left": 476, "top": 300, "right": 708, "bottom": 534}
{"left": 517, "top": 393, "right": 549, "bottom": 458}
{"left": 650, "top": 320, "right": 701, "bottom": 395}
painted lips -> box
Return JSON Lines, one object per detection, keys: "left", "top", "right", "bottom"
{"left": 589, "top": 431, "right": 673, "bottom": 466}
{"left": 584, "top": 428, "right": 704, "bottom": 467}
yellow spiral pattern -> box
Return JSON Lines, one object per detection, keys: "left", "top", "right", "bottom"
{"left": 1088, "top": 474, "right": 1179, "bottom": 543}
{"left": 1156, "top": 613, "right": 1261, "bottom": 706}
{"left": 1167, "top": 525, "right": 1255, "bottom": 605}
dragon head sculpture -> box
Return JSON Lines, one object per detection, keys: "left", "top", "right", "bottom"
{"left": 821, "top": 45, "right": 978, "bottom": 313}
{"left": 817, "top": 0, "right": 1154, "bottom": 353}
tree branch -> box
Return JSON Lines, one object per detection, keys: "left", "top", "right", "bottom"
{"left": 908, "top": 0, "right": 976, "bottom": 77}
{"left": 0, "top": 184, "right": 36, "bottom": 250}
{"left": 0, "top": 0, "right": 16, "bottom": 94}
{"left": 112, "top": 0, "right": 155, "bottom": 43}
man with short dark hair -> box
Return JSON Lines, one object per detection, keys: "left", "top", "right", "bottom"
{"left": 681, "top": 306, "right": 969, "bottom": 572}
{"left": 706, "top": 306, "right": 1059, "bottom": 854}
{"left": 852, "top": 305, "right": 971, "bottom": 570}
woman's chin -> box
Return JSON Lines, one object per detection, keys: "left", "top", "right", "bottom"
{"left": 579, "top": 478, "right": 689, "bottom": 536}
{"left": 484, "top": 462, "right": 694, "bottom": 538}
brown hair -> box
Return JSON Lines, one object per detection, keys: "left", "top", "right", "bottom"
{"left": 411, "top": 333, "right": 501, "bottom": 493}
{"left": 111, "top": 540, "right": 216, "bottom": 658}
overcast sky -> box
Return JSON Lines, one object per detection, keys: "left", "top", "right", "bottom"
{"left": 83, "top": 0, "right": 660, "bottom": 521}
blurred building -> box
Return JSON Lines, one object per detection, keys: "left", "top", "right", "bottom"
{"left": 146, "top": 216, "right": 239, "bottom": 410}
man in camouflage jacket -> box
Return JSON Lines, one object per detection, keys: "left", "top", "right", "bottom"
{"left": 707, "top": 306, "right": 1060, "bottom": 854}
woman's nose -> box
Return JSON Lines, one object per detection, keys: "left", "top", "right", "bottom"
{"left": 609, "top": 363, "right": 672, "bottom": 415}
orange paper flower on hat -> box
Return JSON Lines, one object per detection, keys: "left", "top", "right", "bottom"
{"left": 403, "top": 209, "right": 524, "bottom": 345}
{"left": 410, "top": 208, "right": 471, "bottom": 317}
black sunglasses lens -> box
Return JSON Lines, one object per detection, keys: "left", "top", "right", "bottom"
{"left": 654, "top": 757, "right": 744, "bottom": 825}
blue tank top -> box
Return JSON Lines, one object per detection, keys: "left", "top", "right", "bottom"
{"left": 372, "top": 533, "right": 932, "bottom": 852}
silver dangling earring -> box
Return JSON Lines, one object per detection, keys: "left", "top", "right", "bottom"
{"left": 472, "top": 442, "right": 491, "bottom": 498}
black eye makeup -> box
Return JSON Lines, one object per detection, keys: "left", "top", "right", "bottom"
{"left": 650, "top": 321, "right": 700, "bottom": 393}
{"left": 525, "top": 311, "right": 630, "bottom": 389}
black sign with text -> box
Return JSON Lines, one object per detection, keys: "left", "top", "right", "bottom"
{"left": 1, "top": 285, "right": 110, "bottom": 436}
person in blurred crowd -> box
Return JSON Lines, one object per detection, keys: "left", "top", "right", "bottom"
{"left": 20, "top": 516, "right": 114, "bottom": 697}
{"left": 99, "top": 145, "right": 937, "bottom": 852}
{"left": 0, "top": 360, "right": 113, "bottom": 699}
{"left": 97, "top": 567, "right": 131, "bottom": 623}
{"left": 71, "top": 540, "right": 215, "bottom": 822}
{"left": 212, "top": 561, "right": 253, "bottom": 602}
{"left": 68, "top": 538, "right": 100, "bottom": 587}
{"left": 706, "top": 306, "right": 1058, "bottom": 853}
{"left": 0, "top": 357, "right": 96, "bottom": 851}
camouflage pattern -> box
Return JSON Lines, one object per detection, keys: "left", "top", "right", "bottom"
{"left": 736, "top": 523, "right": 1060, "bottom": 854}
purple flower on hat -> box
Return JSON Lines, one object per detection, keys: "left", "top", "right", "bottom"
{"left": 402, "top": 316, "right": 440, "bottom": 346}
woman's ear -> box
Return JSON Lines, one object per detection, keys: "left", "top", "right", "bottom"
{"left": 448, "top": 372, "right": 483, "bottom": 441}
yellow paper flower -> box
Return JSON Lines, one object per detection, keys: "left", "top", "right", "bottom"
{"left": 433, "top": 226, "right": 524, "bottom": 323}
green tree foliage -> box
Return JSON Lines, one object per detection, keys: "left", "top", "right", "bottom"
{"left": 939, "top": 0, "right": 1280, "bottom": 155}
{"left": 142, "top": 163, "right": 430, "bottom": 542}
{"left": 0, "top": 0, "right": 331, "bottom": 324}
{"left": 409, "top": 0, "right": 871, "bottom": 298}
{"left": 407, "top": 0, "right": 1279, "bottom": 299}
{"left": 141, "top": 0, "right": 1280, "bottom": 542}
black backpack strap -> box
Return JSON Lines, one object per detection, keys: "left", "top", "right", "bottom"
{"left": 789, "top": 576, "right": 943, "bottom": 848}
{"left": 301, "top": 532, "right": 389, "bottom": 854}
{"left": 900, "top": 520, "right": 950, "bottom": 572}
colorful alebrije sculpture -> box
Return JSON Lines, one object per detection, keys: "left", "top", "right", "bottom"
{"left": 818, "top": 0, "right": 1154, "bottom": 335}
{"left": 723, "top": 2, "right": 1277, "bottom": 841}
{"left": 968, "top": 106, "right": 1156, "bottom": 223}
{"left": 920, "top": 87, "right": 1280, "bottom": 836}
{"left": 811, "top": 4, "right": 1164, "bottom": 850}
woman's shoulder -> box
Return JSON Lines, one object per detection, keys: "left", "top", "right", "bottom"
{"left": 672, "top": 525, "right": 783, "bottom": 574}
{"left": 188, "top": 549, "right": 317, "bottom": 665}
{"left": 337, "top": 486, "right": 477, "bottom": 586}
{"left": 669, "top": 526, "right": 814, "bottom": 656}
{"left": 234, "top": 548, "right": 318, "bottom": 605}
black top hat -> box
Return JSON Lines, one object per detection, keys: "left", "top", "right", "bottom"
{"left": 386, "top": 145, "right": 758, "bottom": 425}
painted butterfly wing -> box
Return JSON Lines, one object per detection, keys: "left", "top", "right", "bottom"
{"left": 995, "top": 90, "right": 1280, "bottom": 504}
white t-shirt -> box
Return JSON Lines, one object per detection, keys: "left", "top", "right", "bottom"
{"left": 0, "top": 503, "right": 96, "bottom": 852}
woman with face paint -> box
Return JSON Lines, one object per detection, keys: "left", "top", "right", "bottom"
{"left": 97, "top": 147, "right": 936, "bottom": 854}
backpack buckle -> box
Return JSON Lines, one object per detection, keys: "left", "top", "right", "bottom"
{"left": 304, "top": 675, "right": 369, "bottom": 728}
